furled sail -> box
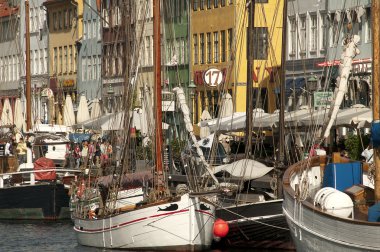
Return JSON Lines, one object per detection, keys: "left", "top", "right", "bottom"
{"left": 321, "top": 35, "right": 360, "bottom": 140}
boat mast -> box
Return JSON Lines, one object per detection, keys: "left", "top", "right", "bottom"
{"left": 153, "top": 0, "right": 164, "bottom": 188}
{"left": 372, "top": 0, "right": 380, "bottom": 202}
{"left": 245, "top": 0, "right": 255, "bottom": 158}
{"left": 278, "top": 0, "right": 287, "bottom": 166}
{"left": 25, "top": 0, "right": 32, "bottom": 131}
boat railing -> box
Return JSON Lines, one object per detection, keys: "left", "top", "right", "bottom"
{"left": 0, "top": 168, "right": 82, "bottom": 188}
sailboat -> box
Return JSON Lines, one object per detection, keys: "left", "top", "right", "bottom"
{"left": 209, "top": 0, "right": 293, "bottom": 249}
{"left": 0, "top": 0, "right": 80, "bottom": 220}
{"left": 72, "top": 1, "right": 216, "bottom": 249}
{"left": 282, "top": 1, "right": 380, "bottom": 251}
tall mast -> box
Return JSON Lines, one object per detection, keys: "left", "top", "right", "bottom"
{"left": 25, "top": 0, "right": 32, "bottom": 131}
{"left": 278, "top": 0, "right": 288, "bottom": 166}
{"left": 372, "top": 0, "right": 380, "bottom": 202}
{"left": 153, "top": 0, "right": 163, "bottom": 182}
{"left": 245, "top": 0, "right": 255, "bottom": 158}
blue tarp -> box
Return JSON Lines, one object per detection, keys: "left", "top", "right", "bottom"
{"left": 322, "top": 162, "right": 362, "bottom": 191}
{"left": 69, "top": 133, "right": 92, "bottom": 143}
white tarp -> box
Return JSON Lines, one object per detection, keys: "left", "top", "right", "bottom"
{"left": 212, "top": 158, "right": 274, "bottom": 181}
{"left": 14, "top": 98, "right": 25, "bottom": 131}
{"left": 204, "top": 106, "right": 372, "bottom": 133}
{"left": 1, "top": 98, "right": 13, "bottom": 126}
{"left": 63, "top": 95, "right": 75, "bottom": 126}
{"left": 90, "top": 98, "right": 102, "bottom": 119}
{"left": 77, "top": 95, "right": 90, "bottom": 124}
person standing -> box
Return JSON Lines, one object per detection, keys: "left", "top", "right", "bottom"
{"left": 81, "top": 141, "right": 89, "bottom": 169}
{"left": 16, "top": 137, "right": 27, "bottom": 165}
{"left": 73, "top": 143, "right": 81, "bottom": 169}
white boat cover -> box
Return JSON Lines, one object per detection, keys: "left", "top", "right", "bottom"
{"left": 212, "top": 158, "right": 274, "bottom": 181}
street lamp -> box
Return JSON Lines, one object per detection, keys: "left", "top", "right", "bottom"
{"left": 188, "top": 80, "right": 197, "bottom": 123}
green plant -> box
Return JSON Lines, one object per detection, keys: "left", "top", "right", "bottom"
{"left": 170, "top": 139, "right": 187, "bottom": 161}
{"left": 344, "top": 133, "right": 370, "bottom": 160}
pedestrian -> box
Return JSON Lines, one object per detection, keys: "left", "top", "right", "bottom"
{"left": 81, "top": 141, "right": 89, "bottom": 169}
{"left": 73, "top": 143, "right": 81, "bottom": 169}
{"left": 5, "top": 138, "right": 12, "bottom": 156}
{"left": 16, "top": 137, "right": 27, "bottom": 165}
{"left": 94, "top": 138, "right": 101, "bottom": 167}
{"left": 88, "top": 140, "right": 95, "bottom": 167}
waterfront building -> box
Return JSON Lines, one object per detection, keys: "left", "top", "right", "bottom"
{"left": 191, "top": 0, "right": 285, "bottom": 126}
{"left": 285, "top": 0, "right": 371, "bottom": 111}
{"left": 0, "top": 0, "right": 20, "bottom": 117}
{"left": 77, "top": 0, "right": 102, "bottom": 102}
{"left": 162, "top": 0, "right": 190, "bottom": 141}
{"left": 44, "top": 0, "right": 82, "bottom": 124}
{"left": 285, "top": 0, "right": 328, "bottom": 111}
{"left": 101, "top": 0, "right": 126, "bottom": 113}
{"left": 325, "top": 0, "right": 371, "bottom": 108}
{"left": 20, "top": 0, "right": 50, "bottom": 124}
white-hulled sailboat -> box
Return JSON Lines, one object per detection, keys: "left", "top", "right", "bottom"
{"left": 72, "top": 0, "right": 216, "bottom": 249}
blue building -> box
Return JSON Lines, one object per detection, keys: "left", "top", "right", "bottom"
{"left": 77, "top": 0, "right": 102, "bottom": 102}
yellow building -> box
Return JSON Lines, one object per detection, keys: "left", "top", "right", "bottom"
{"left": 191, "top": 0, "right": 284, "bottom": 124}
{"left": 44, "top": 0, "right": 83, "bottom": 123}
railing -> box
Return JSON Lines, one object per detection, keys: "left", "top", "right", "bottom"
{"left": 0, "top": 168, "right": 82, "bottom": 188}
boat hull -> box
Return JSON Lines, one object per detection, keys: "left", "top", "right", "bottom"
{"left": 282, "top": 159, "right": 380, "bottom": 252}
{"left": 0, "top": 183, "right": 70, "bottom": 220}
{"left": 74, "top": 194, "right": 215, "bottom": 249}
{"left": 215, "top": 200, "right": 294, "bottom": 249}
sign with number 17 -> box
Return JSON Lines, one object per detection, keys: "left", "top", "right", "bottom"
{"left": 203, "top": 68, "right": 224, "bottom": 87}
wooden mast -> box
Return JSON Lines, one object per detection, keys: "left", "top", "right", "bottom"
{"left": 245, "top": 0, "right": 255, "bottom": 158}
{"left": 372, "top": 0, "right": 380, "bottom": 202}
{"left": 153, "top": 0, "right": 164, "bottom": 187}
{"left": 25, "top": 0, "right": 32, "bottom": 131}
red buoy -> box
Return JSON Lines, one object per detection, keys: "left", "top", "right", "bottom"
{"left": 213, "top": 219, "right": 229, "bottom": 238}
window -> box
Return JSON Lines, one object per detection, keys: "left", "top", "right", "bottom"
{"left": 213, "top": 32, "right": 219, "bottom": 63}
{"left": 207, "top": 0, "right": 211, "bottom": 9}
{"left": 34, "top": 51, "right": 38, "bottom": 75}
{"left": 103, "top": 9, "right": 109, "bottom": 28}
{"left": 82, "top": 57, "right": 86, "bottom": 81}
{"left": 256, "top": 0, "right": 268, "bottom": 3}
{"left": 53, "top": 48, "right": 57, "bottom": 74}
{"left": 310, "top": 14, "right": 317, "bottom": 52}
{"left": 59, "top": 47, "right": 62, "bottom": 74}
{"left": 299, "top": 15, "right": 306, "bottom": 53}
{"left": 200, "top": 33, "right": 205, "bottom": 64}
{"left": 68, "top": 46, "right": 72, "bottom": 73}
{"left": 83, "top": 21, "right": 87, "bottom": 39}
{"left": 221, "top": 30, "right": 226, "bottom": 62}
{"left": 200, "top": 0, "right": 204, "bottom": 10}
{"left": 365, "top": 8, "right": 372, "bottom": 43}
{"left": 193, "top": 0, "right": 198, "bottom": 11}
{"left": 221, "top": 0, "right": 226, "bottom": 7}
{"left": 118, "top": 44, "right": 123, "bottom": 75}
{"left": 289, "top": 16, "right": 296, "bottom": 55}
{"left": 53, "top": 12, "right": 57, "bottom": 30}
{"left": 74, "top": 47, "right": 77, "bottom": 72}
{"left": 228, "top": 28, "right": 233, "bottom": 60}
{"left": 214, "top": 0, "right": 218, "bottom": 8}
{"left": 146, "top": 36, "right": 151, "bottom": 65}
{"left": 193, "top": 34, "right": 198, "bottom": 64}
{"left": 207, "top": 32, "right": 211, "bottom": 63}
{"left": 253, "top": 27, "right": 268, "bottom": 60}
{"left": 63, "top": 46, "right": 68, "bottom": 73}
{"left": 320, "top": 13, "right": 327, "bottom": 51}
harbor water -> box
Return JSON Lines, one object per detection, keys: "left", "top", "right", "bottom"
{"left": 0, "top": 220, "right": 292, "bottom": 252}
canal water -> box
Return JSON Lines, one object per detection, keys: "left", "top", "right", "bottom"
{"left": 0, "top": 220, "right": 292, "bottom": 252}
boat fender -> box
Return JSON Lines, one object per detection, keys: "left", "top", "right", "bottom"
{"left": 88, "top": 210, "right": 96, "bottom": 219}
{"left": 213, "top": 219, "right": 229, "bottom": 238}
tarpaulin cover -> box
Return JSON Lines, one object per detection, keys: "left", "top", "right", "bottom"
{"left": 34, "top": 157, "right": 56, "bottom": 180}
{"left": 371, "top": 121, "right": 380, "bottom": 148}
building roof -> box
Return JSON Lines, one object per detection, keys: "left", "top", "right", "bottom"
{"left": 0, "top": 0, "right": 19, "bottom": 18}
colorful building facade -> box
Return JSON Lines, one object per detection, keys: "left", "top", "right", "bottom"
{"left": 191, "top": 0, "right": 285, "bottom": 124}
